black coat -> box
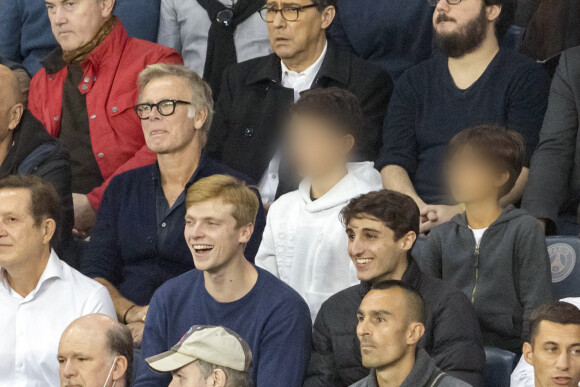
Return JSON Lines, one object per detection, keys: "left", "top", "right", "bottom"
{"left": 206, "top": 42, "right": 393, "bottom": 196}
{"left": 305, "top": 257, "right": 485, "bottom": 387}
{"left": 0, "top": 111, "right": 76, "bottom": 266}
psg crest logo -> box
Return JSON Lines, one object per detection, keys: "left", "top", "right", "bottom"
{"left": 548, "top": 243, "right": 576, "bottom": 283}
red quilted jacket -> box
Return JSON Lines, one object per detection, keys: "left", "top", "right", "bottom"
{"left": 29, "top": 21, "right": 182, "bottom": 209}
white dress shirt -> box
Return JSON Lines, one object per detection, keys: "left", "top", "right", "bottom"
{"left": 158, "top": 0, "right": 272, "bottom": 76}
{"left": 0, "top": 250, "right": 116, "bottom": 387}
{"left": 258, "top": 43, "right": 328, "bottom": 205}
{"left": 510, "top": 297, "right": 580, "bottom": 387}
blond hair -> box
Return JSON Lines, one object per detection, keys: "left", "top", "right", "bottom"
{"left": 137, "top": 63, "right": 214, "bottom": 146}
{"left": 186, "top": 175, "right": 259, "bottom": 228}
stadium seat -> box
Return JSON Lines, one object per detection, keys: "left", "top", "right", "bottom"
{"left": 546, "top": 236, "right": 580, "bottom": 300}
{"left": 484, "top": 347, "right": 517, "bottom": 387}
{"left": 132, "top": 349, "right": 141, "bottom": 386}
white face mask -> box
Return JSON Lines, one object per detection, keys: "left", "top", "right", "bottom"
{"left": 103, "top": 356, "right": 119, "bottom": 387}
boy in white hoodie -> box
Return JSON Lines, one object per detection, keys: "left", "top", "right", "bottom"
{"left": 255, "top": 87, "right": 383, "bottom": 320}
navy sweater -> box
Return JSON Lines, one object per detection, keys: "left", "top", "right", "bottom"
{"left": 135, "top": 267, "right": 312, "bottom": 387}
{"left": 81, "top": 156, "right": 265, "bottom": 306}
{"left": 377, "top": 49, "right": 551, "bottom": 204}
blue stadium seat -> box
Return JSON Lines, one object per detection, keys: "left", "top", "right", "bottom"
{"left": 484, "top": 347, "right": 517, "bottom": 387}
{"left": 131, "top": 349, "right": 141, "bottom": 386}
{"left": 546, "top": 236, "right": 580, "bottom": 299}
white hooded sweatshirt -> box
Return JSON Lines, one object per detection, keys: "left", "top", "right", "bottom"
{"left": 255, "top": 162, "right": 383, "bottom": 320}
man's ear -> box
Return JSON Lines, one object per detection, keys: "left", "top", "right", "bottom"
{"left": 41, "top": 218, "right": 57, "bottom": 246}
{"left": 406, "top": 322, "right": 425, "bottom": 346}
{"left": 343, "top": 134, "right": 355, "bottom": 155}
{"left": 210, "top": 368, "right": 227, "bottom": 387}
{"left": 523, "top": 342, "right": 534, "bottom": 366}
{"left": 113, "top": 356, "right": 128, "bottom": 382}
{"left": 7, "top": 103, "right": 24, "bottom": 131}
{"left": 239, "top": 223, "right": 255, "bottom": 245}
{"left": 320, "top": 6, "right": 336, "bottom": 29}
{"left": 486, "top": 4, "right": 502, "bottom": 23}
{"left": 192, "top": 107, "right": 209, "bottom": 131}
{"left": 100, "top": 0, "right": 116, "bottom": 19}
{"left": 399, "top": 231, "right": 417, "bottom": 252}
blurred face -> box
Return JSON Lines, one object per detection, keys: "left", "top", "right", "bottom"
{"left": 0, "top": 189, "right": 50, "bottom": 272}
{"left": 357, "top": 289, "right": 418, "bottom": 370}
{"left": 433, "top": 0, "right": 494, "bottom": 57}
{"left": 45, "top": 0, "right": 115, "bottom": 52}
{"left": 266, "top": 0, "right": 332, "bottom": 64}
{"left": 58, "top": 325, "right": 118, "bottom": 387}
{"left": 140, "top": 77, "right": 206, "bottom": 155}
{"left": 524, "top": 321, "right": 580, "bottom": 387}
{"left": 446, "top": 145, "right": 508, "bottom": 204}
{"left": 169, "top": 362, "right": 211, "bottom": 387}
{"left": 287, "top": 113, "right": 354, "bottom": 179}
{"left": 184, "top": 199, "right": 253, "bottom": 273}
{"left": 346, "top": 216, "right": 413, "bottom": 283}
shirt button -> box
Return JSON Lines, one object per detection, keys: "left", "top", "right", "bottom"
{"left": 244, "top": 128, "right": 254, "bottom": 137}
{"left": 112, "top": 107, "right": 118, "bottom": 113}
{"left": 81, "top": 84, "right": 88, "bottom": 90}
{"left": 53, "top": 116, "right": 59, "bottom": 121}
{"left": 161, "top": 222, "right": 167, "bottom": 228}
{"left": 90, "top": 114, "right": 96, "bottom": 119}
{"left": 84, "top": 77, "right": 90, "bottom": 83}
{"left": 49, "top": 76, "right": 55, "bottom": 81}
{"left": 97, "top": 152, "right": 104, "bottom": 158}
{"left": 271, "top": 174, "right": 277, "bottom": 179}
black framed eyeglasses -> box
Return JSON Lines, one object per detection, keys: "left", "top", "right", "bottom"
{"left": 258, "top": 4, "right": 318, "bottom": 22}
{"left": 427, "top": 0, "right": 462, "bottom": 6}
{"left": 133, "top": 99, "right": 192, "bottom": 120}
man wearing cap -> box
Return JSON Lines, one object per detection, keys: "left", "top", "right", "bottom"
{"left": 147, "top": 325, "right": 253, "bottom": 387}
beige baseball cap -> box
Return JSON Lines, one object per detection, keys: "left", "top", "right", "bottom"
{"left": 146, "top": 325, "right": 252, "bottom": 373}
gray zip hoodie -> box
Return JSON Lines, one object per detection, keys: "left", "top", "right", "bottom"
{"left": 419, "top": 205, "right": 552, "bottom": 352}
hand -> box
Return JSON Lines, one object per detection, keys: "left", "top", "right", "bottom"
{"left": 419, "top": 204, "right": 463, "bottom": 235}
{"left": 127, "top": 322, "right": 145, "bottom": 348}
{"left": 73, "top": 193, "right": 96, "bottom": 235}
{"left": 125, "top": 305, "right": 149, "bottom": 324}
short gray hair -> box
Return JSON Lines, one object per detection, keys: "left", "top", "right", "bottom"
{"left": 197, "top": 359, "right": 253, "bottom": 387}
{"left": 106, "top": 323, "right": 133, "bottom": 386}
{"left": 137, "top": 64, "right": 214, "bottom": 146}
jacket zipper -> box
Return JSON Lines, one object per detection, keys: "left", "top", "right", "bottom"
{"left": 470, "top": 243, "right": 480, "bottom": 303}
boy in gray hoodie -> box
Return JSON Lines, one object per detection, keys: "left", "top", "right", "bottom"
{"left": 421, "top": 125, "right": 552, "bottom": 352}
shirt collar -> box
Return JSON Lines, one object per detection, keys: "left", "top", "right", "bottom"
{"left": 280, "top": 41, "right": 328, "bottom": 80}
{"left": 0, "top": 249, "right": 63, "bottom": 299}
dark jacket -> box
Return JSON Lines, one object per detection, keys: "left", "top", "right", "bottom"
{"left": 0, "top": 111, "right": 75, "bottom": 266}
{"left": 305, "top": 257, "right": 485, "bottom": 387}
{"left": 206, "top": 42, "right": 393, "bottom": 196}
{"left": 522, "top": 46, "right": 580, "bottom": 233}
{"left": 349, "top": 348, "right": 472, "bottom": 387}
{"left": 420, "top": 206, "right": 553, "bottom": 352}
{"left": 81, "top": 155, "right": 266, "bottom": 306}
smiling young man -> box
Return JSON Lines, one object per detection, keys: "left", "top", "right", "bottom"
{"left": 29, "top": 0, "right": 182, "bottom": 234}
{"left": 134, "top": 174, "right": 312, "bottom": 387}
{"left": 305, "top": 190, "right": 485, "bottom": 387}
{"left": 350, "top": 281, "right": 470, "bottom": 387}
{"left": 519, "top": 302, "right": 580, "bottom": 387}
{"left": 206, "top": 0, "right": 392, "bottom": 206}
{"left": 81, "top": 64, "right": 264, "bottom": 347}
{"left": 377, "top": 0, "right": 550, "bottom": 234}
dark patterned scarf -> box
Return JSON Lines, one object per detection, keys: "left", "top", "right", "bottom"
{"left": 62, "top": 16, "right": 117, "bottom": 64}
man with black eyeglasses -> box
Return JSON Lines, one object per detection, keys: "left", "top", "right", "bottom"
{"left": 205, "top": 0, "right": 392, "bottom": 208}
{"left": 80, "top": 64, "right": 265, "bottom": 347}
{"left": 377, "top": 0, "right": 551, "bottom": 235}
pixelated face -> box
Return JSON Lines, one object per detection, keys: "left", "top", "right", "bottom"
{"left": 356, "top": 289, "right": 411, "bottom": 369}
{"left": 0, "top": 189, "right": 48, "bottom": 272}
{"left": 446, "top": 144, "right": 509, "bottom": 204}
{"left": 139, "top": 76, "right": 203, "bottom": 155}
{"left": 58, "top": 324, "right": 117, "bottom": 387}
{"left": 45, "top": 0, "right": 114, "bottom": 52}
{"left": 265, "top": 0, "right": 329, "bottom": 64}
{"left": 345, "top": 216, "right": 409, "bottom": 283}
{"left": 184, "top": 199, "right": 252, "bottom": 273}
{"left": 169, "top": 361, "right": 212, "bottom": 387}
{"left": 286, "top": 113, "right": 354, "bottom": 180}
{"left": 524, "top": 321, "right": 580, "bottom": 387}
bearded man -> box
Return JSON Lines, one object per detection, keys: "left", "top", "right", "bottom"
{"left": 376, "top": 0, "right": 550, "bottom": 234}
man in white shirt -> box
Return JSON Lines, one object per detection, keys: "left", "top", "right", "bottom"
{"left": 205, "top": 0, "right": 392, "bottom": 205}
{"left": 511, "top": 298, "right": 580, "bottom": 387}
{"left": 0, "top": 175, "right": 116, "bottom": 387}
